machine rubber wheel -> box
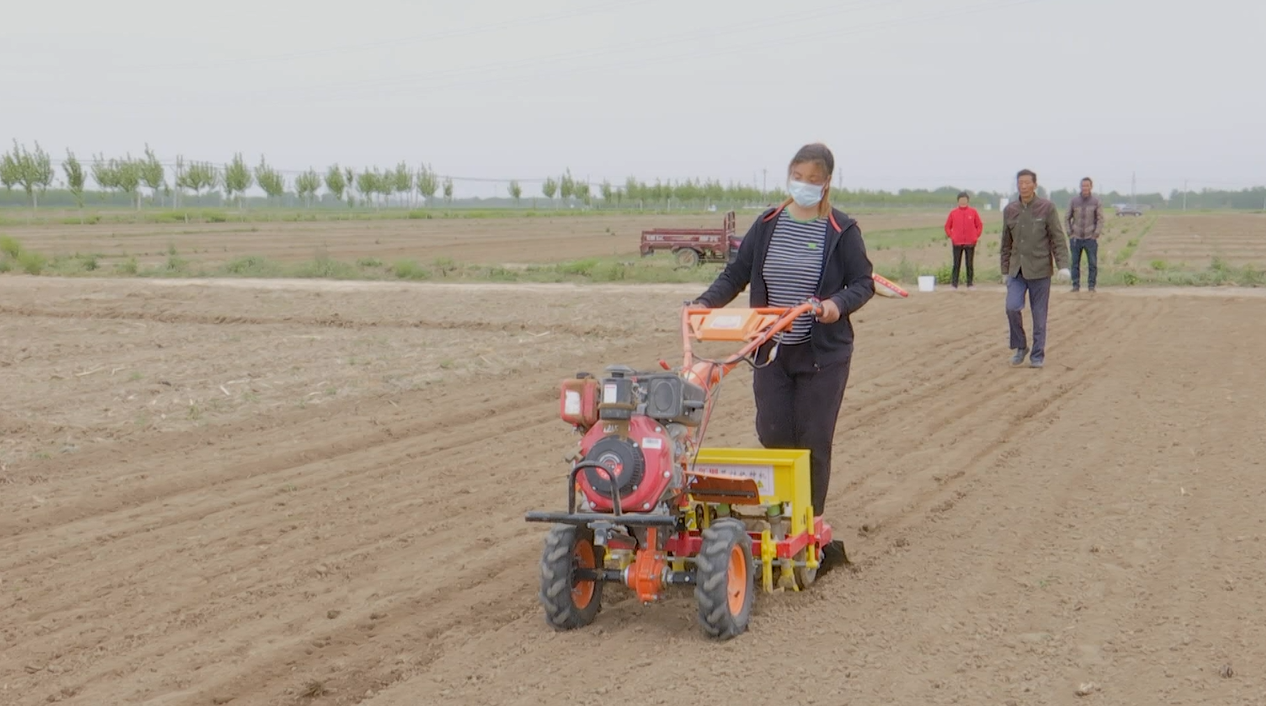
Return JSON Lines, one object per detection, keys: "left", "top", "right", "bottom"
{"left": 539, "top": 524, "right": 604, "bottom": 630}
{"left": 695, "top": 518, "right": 755, "bottom": 640}
{"left": 675, "top": 248, "right": 701, "bottom": 268}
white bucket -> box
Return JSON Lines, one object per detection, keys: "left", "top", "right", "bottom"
{"left": 917, "top": 275, "right": 936, "bottom": 292}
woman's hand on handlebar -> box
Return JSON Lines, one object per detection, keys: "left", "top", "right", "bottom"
{"left": 813, "top": 298, "right": 841, "bottom": 324}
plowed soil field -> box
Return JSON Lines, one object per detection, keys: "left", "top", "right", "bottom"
{"left": 1131, "top": 212, "right": 1266, "bottom": 269}
{"left": 3, "top": 276, "right": 1265, "bottom": 706}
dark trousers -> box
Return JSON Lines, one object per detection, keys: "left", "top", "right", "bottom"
{"left": 1006, "top": 272, "right": 1052, "bottom": 362}
{"left": 952, "top": 244, "right": 975, "bottom": 286}
{"left": 752, "top": 341, "right": 852, "bottom": 517}
{"left": 1070, "top": 238, "right": 1098, "bottom": 290}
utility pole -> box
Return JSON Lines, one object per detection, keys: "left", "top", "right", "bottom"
{"left": 1183, "top": 178, "right": 1188, "bottom": 211}
{"left": 1131, "top": 172, "right": 1136, "bottom": 208}
{"left": 762, "top": 169, "right": 767, "bottom": 198}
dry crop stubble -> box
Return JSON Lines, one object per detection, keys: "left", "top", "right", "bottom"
{"left": 2, "top": 210, "right": 953, "bottom": 276}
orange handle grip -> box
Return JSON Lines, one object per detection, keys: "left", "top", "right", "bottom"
{"left": 684, "top": 304, "right": 812, "bottom": 316}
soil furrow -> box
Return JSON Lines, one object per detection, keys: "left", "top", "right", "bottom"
{"left": 4, "top": 275, "right": 1265, "bottom": 706}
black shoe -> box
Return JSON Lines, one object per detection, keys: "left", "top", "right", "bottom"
{"left": 817, "top": 540, "right": 850, "bottom": 577}
{"left": 1010, "top": 347, "right": 1029, "bottom": 367}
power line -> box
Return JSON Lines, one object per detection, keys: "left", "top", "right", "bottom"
{"left": 77, "top": 156, "right": 1266, "bottom": 193}
{"left": 138, "top": 158, "right": 558, "bottom": 184}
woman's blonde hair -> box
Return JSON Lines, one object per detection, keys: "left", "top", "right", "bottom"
{"left": 782, "top": 142, "right": 835, "bottom": 218}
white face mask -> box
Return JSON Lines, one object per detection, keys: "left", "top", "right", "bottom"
{"left": 787, "top": 179, "right": 824, "bottom": 208}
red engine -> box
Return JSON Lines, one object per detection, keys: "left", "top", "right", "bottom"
{"left": 559, "top": 376, "right": 599, "bottom": 428}
{"left": 558, "top": 365, "right": 705, "bottom": 514}
{"left": 575, "top": 417, "right": 675, "bottom": 512}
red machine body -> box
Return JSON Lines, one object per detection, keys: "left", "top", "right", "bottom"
{"left": 574, "top": 417, "right": 675, "bottom": 512}
{"left": 559, "top": 376, "right": 600, "bottom": 428}
{"left": 558, "top": 374, "right": 682, "bottom": 514}
{"left": 530, "top": 300, "right": 847, "bottom": 641}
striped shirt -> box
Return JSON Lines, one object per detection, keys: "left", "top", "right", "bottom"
{"left": 762, "top": 211, "right": 826, "bottom": 345}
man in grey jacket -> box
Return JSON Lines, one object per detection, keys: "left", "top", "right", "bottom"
{"left": 1066, "top": 177, "right": 1104, "bottom": 292}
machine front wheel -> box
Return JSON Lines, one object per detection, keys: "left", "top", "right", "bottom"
{"left": 539, "top": 524, "right": 604, "bottom": 630}
{"left": 695, "top": 518, "right": 755, "bottom": 640}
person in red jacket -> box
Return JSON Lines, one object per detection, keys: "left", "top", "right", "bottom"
{"left": 944, "top": 191, "right": 984, "bottom": 289}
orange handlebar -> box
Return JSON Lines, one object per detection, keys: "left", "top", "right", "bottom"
{"left": 680, "top": 299, "right": 821, "bottom": 387}
{"left": 681, "top": 304, "right": 820, "bottom": 316}
{"left": 676, "top": 299, "right": 823, "bottom": 446}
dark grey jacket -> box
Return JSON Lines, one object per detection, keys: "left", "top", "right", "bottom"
{"left": 1001, "top": 196, "right": 1071, "bottom": 279}
{"left": 696, "top": 203, "right": 875, "bottom": 364}
{"left": 1066, "top": 194, "right": 1104, "bottom": 239}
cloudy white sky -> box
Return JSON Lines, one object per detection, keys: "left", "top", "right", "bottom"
{"left": 4, "top": 0, "right": 1264, "bottom": 198}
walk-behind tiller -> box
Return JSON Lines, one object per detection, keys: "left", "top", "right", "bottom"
{"left": 525, "top": 299, "right": 835, "bottom": 640}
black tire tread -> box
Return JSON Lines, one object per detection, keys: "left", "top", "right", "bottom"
{"left": 539, "top": 524, "right": 602, "bottom": 630}
{"left": 694, "top": 518, "right": 754, "bottom": 640}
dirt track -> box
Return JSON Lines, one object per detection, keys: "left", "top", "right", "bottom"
{"left": 3, "top": 276, "right": 1265, "bottom": 706}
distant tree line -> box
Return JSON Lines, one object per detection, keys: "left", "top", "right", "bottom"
{"left": 0, "top": 141, "right": 457, "bottom": 214}
{"left": 2, "top": 140, "right": 1263, "bottom": 213}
